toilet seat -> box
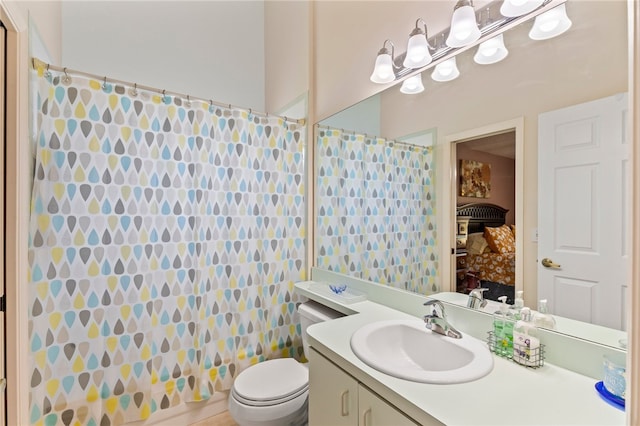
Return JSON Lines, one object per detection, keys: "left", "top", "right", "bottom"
{"left": 232, "top": 358, "right": 308, "bottom": 407}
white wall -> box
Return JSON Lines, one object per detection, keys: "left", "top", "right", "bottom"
{"left": 62, "top": 1, "right": 266, "bottom": 111}
{"left": 264, "top": 0, "right": 309, "bottom": 115}
{"left": 7, "top": 0, "right": 61, "bottom": 63}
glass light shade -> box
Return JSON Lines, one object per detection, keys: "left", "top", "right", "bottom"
{"left": 446, "top": 4, "right": 481, "bottom": 48}
{"left": 400, "top": 74, "right": 425, "bottom": 94}
{"left": 474, "top": 34, "right": 509, "bottom": 65}
{"left": 431, "top": 57, "right": 460, "bottom": 82}
{"left": 370, "top": 53, "right": 395, "bottom": 84}
{"left": 529, "top": 4, "right": 572, "bottom": 40}
{"left": 403, "top": 34, "right": 432, "bottom": 68}
{"left": 500, "top": 0, "right": 544, "bottom": 18}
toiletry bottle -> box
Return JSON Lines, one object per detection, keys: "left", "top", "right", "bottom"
{"left": 513, "top": 307, "right": 541, "bottom": 366}
{"left": 511, "top": 290, "right": 524, "bottom": 320}
{"left": 533, "top": 299, "right": 557, "bottom": 330}
{"left": 492, "top": 302, "right": 505, "bottom": 355}
{"left": 495, "top": 296, "right": 514, "bottom": 357}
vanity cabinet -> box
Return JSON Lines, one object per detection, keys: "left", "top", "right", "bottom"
{"left": 308, "top": 348, "right": 420, "bottom": 426}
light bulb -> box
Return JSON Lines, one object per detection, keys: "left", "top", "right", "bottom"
{"left": 400, "top": 74, "right": 425, "bottom": 94}
{"left": 431, "top": 58, "right": 460, "bottom": 82}
{"left": 370, "top": 52, "right": 395, "bottom": 84}
{"left": 446, "top": 2, "right": 481, "bottom": 48}
{"left": 404, "top": 34, "right": 432, "bottom": 68}
{"left": 500, "top": 0, "right": 544, "bottom": 17}
{"left": 474, "top": 34, "right": 509, "bottom": 65}
{"left": 529, "top": 4, "right": 572, "bottom": 40}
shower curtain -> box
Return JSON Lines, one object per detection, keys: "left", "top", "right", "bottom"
{"left": 28, "top": 69, "right": 306, "bottom": 425}
{"left": 316, "top": 127, "right": 438, "bottom": 294}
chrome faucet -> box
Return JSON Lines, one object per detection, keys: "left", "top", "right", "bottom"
{"left": 423, "top": 300, "right": 462, "bottom": 339}
{"left": 467, "top": 287, "right": 488, "bottom": 310}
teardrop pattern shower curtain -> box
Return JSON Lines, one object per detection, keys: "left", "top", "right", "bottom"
{"left": 316, "top": 128, "right": 438, "bottom": 294}
{"left": 28, "top": 70, "right": 306, "bottom": 425}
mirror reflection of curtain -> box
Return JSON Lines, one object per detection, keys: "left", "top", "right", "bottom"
{"left": 316, "top": 128, "right": 438, "bottom": 294}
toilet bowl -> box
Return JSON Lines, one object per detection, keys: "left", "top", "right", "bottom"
{"left": 228, "top": 300, "right": 344, "bottom": 426}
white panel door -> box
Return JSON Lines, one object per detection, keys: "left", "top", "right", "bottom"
{"left": 538, "top": 93, "right": 629, "bottom": 330}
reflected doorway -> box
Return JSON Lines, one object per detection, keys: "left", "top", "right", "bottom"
{"left": 453, "top": 130, "right": 517, "bottom": 304}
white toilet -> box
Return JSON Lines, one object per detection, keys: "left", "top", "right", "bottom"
{"left": 228, "top": 300, "right": 343, "bottom": 426}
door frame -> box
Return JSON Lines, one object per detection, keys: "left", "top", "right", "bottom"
{"left": 446, "top": 117, "right": 524, "bottom": 296}
{"left": 628, "top": 0, "right": 640, "bottom": 423}
{"left": 0, "top": 3, "right": 30, "bottom": 425}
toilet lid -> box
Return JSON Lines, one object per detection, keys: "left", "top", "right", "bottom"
{"left": 233, "top": 358, "right": 308, "bottom": 405}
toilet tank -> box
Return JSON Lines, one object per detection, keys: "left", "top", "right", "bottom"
{"left": 298, "top": 300, "right": 344, "bottom": 357}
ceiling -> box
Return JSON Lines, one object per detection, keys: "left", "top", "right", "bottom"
{"left": 463, "top": 131, "right": 516, "bottom": 159}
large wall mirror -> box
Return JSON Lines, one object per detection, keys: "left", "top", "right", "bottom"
{"left": 313, "top": 1, "right": 628, "bottom": 349}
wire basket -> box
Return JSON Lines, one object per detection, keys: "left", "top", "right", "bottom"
{"left": 487, "top": 331, "right": 545, "bottom": 368}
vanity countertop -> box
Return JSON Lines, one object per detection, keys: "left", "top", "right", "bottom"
{"left": 296, "top": 281, "right": 625, "bottom": 426}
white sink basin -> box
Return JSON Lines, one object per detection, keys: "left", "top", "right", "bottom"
{"left": 350, "top": 319, "right": 494, "bottom": 384}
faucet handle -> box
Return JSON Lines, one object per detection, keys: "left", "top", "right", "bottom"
{"left": 423, "top": 299, "right": 446, "bottom": 317}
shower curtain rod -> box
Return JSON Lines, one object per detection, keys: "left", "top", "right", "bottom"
{"left": 31, "top": 57, "right": 306, "bottom": 125}
{"left": 315, "top": 123, "right": 428, "bottom": 149}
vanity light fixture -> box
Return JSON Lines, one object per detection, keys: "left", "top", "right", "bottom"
{"left": 370, "top": 0, "right": 571, "bottom": 86}
{"left": 403, "top": 18, "right": 434, "bottom": 69}
{"left": 370, "top": 39, "right": 398, "bottom": 83}
{"left": 528, "top": 3, "right": 572, "bottom": 40}
{"left": 431, "top": 57, "right": 460, "bottom": 82}
{"left": 446, "top": 0, "right": 482, "bottom": 48}
{"left": 474, "top": 33, "right": 509, "bottom": 64}
{"left": 400, "top": 73, "right": 425, "bottom": 94}
{"left": 500, "top": 0, "right": 545, "bottom": 18}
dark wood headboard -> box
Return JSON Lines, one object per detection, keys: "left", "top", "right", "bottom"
{"left": 457, "top": 203, "right": 509, "bottom": 235}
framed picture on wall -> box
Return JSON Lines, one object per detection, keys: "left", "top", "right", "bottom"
{"left": 460, "top": 159, "right": 491, "bottom": 198}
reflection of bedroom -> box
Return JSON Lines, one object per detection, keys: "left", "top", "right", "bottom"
{"left": 455, "top": 131, "right": 516, "bottom": 304}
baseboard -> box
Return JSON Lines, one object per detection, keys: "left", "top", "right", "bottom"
{"left": 123, "top": 391, "right": 230, "bottom": 426}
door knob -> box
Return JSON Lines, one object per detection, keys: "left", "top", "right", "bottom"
{"left": 541, "top": 258, "right": 561, "bottom": 269}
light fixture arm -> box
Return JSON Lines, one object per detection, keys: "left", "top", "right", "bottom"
{"left": 410, "top": 18, "right": 436, "bottom": 51}
{"left": 454, "top": 0, "right": 474, "bottom": 12}
{"left": 378, "top": 39, "right": 400, "bottom": 69}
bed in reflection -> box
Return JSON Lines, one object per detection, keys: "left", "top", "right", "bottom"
{"left": 457, "top": 203, "right": 515, "bottom": 304}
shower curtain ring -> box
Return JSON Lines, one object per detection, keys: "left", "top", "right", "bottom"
{"left": 102, "top": 76, "right": 108, "bottom": 90}
{"left": 186, "top": 95, "right": 192, "bottom": 107}
{"left": 44, "top": 63, "right": 51, "bottom": 78}
{"left": 62, "top": 67, "right": 71, "bottom": 84}
{"left": 162, "top": 89, "right": 167, "bottom": 103}
{"left": 130, "top": 83, "right": 139, "bottom": 97}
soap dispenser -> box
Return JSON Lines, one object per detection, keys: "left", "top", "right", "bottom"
{"left": 511, "top": 290, "right": 524, "bottom": 320}
{"left": 493, "top": 296, "right": 514, "bottom": 357}
{"left": 533, "top": 299, "right": 557, "bottom": 330}
{"left": 513, "top": 307, "right": 541, "bottom": 366}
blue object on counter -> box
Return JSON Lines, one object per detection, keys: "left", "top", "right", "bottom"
{"left": 595, "top": 381, "right": 625, "bottom": 410}
{"left": 329, "top": 284, "right": 347, "bottom": 294}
